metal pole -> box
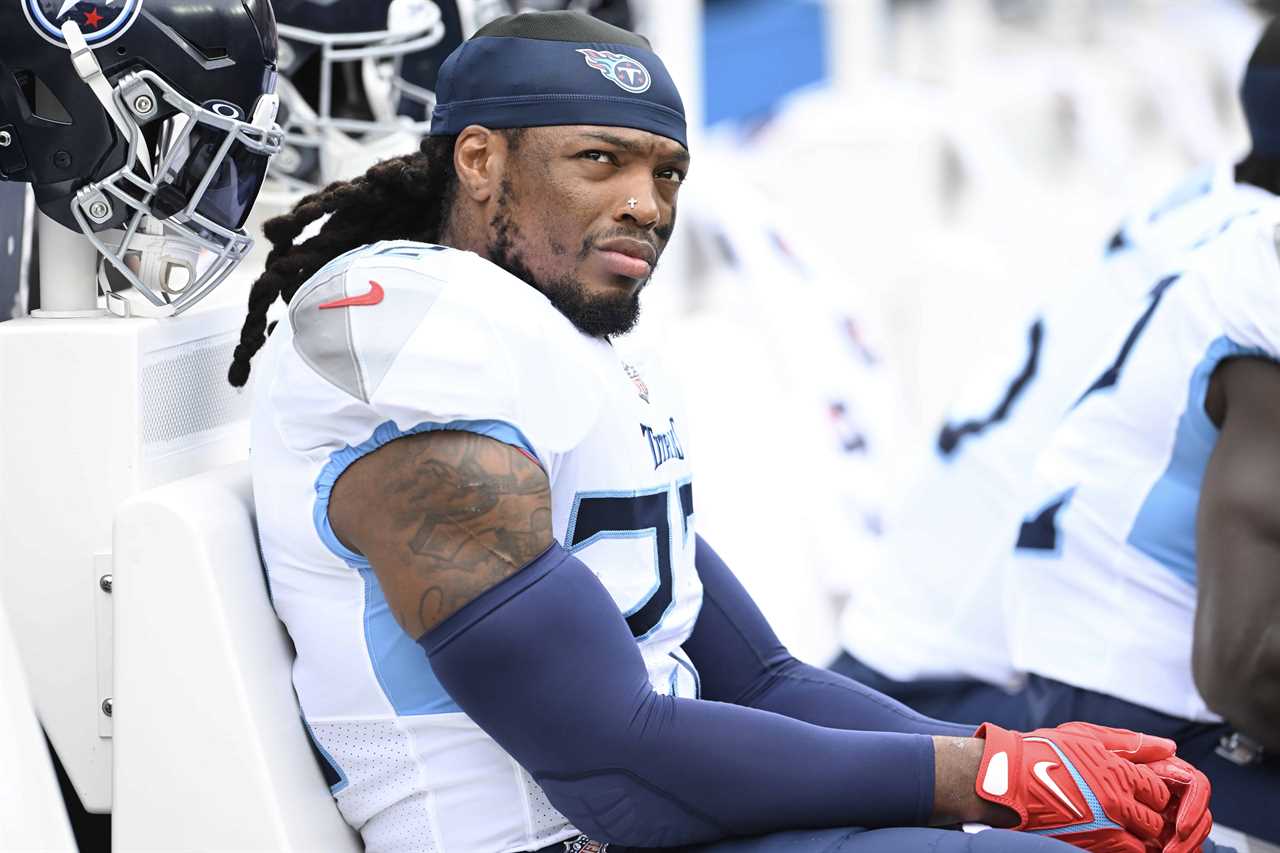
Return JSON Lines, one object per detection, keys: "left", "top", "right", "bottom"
{"left": 33, "top": 212, "right": 101, "bottom": 317}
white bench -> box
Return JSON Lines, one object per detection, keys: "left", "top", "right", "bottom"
{"left": 112, "top": 462, "right": 362, "bottom": 851}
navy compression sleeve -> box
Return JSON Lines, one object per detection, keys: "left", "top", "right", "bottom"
{"left": 419, "top": 544, "right": 936, "bottom": 848}
{"left": 686, "top": 536, "right": 973, "bottom": 739}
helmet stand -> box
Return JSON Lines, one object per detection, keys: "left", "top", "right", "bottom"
{"left": 0, "top": 212, "right": 363, "bottom": 847}
{"left": 0, "top": 288, "right": 253, "bottom": 814}
{"left": 30, "top": 212, "right": 103, "bottom": 317}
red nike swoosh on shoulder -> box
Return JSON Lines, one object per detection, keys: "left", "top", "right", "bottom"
{"left": 319, "top": 280, "right": 384, "bottom": 310}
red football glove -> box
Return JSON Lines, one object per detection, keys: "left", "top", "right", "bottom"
{"left": 973, "top": 722, "right": 1176, "bottom": 852}
{"left": 1051, "top": 723, "right": 1213, "bottom": 853}
{"left": 1147, "top": 757, "right": 1213, "bottom": 853}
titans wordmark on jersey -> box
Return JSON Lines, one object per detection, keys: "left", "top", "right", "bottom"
{"left": 250, "top": 242, "right": 702, "bottom": 853}
{"left": 1007, "top": 206, "right": 1280, "bottom": 722}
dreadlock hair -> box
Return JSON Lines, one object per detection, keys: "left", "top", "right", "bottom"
{"left": 226, "top": 133, "right": 472, "bottom": 388}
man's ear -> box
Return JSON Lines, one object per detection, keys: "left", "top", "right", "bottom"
{"left": 453, "top": 125, "right": 507, "bottom": 204}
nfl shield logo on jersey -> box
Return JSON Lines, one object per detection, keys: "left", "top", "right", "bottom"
{"left": 563, "top": 836, "right": 608, "bottom": 853}
{"left": 623, "top": 362, "right": 650, "bottom": 403}
{"left": 577, "top": 48, "right": 652, "bottom": 94}
{"left": 24, "top": 0, "right": 145, "bottom": 48}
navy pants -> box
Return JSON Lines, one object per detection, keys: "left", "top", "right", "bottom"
{"left": 828, "top": 653, "right": 1031, "bottom": 730}
{"left": 831, "top": 653, "right": 1277, "bottom": 845}
{"left": 540, "top": 827, "right": 1236, "bottom": 853}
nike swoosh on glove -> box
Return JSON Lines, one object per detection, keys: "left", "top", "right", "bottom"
{"left": 1050, "top": 722, "right": 1213, "bottom": 853}
{"left": 973, "top": 722, "right": 1176, "bottom": 853}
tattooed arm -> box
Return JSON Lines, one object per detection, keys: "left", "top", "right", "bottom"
{"left": 326, "top": 429, "right": 1007, "bottom": 842}
{"left": 327, "top": 429, "right": 552, "bottom": 636}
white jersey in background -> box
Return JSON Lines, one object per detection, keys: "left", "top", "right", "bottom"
{"left": 839, "top": 162, "right": 1272, "bottom": 686}
{"left": 251, "top": 242, "right": 702, "bottom": 853}
{"left": 1008, "top": 206, "right": 1280, "bottom": 722}
{"left": 661, "top": 153, "right": 902, "bottom": 662}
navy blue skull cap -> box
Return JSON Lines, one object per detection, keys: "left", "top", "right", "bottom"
{"left": 429, "top": 11, "right": 687, "bottom": 150}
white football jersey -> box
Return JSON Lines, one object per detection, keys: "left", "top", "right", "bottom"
{"left": 1007, "top": 206, "right": 1280, "bottom": 721}
{"left": 250, "top": 241, "right": 702, "bottom": 853}
{"left": 839, "top": 164, "right": 1272, "bottom": 686}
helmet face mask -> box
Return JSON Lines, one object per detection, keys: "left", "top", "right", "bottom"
{"left": 73, "top": 67, "right": 283, "bottom": 315}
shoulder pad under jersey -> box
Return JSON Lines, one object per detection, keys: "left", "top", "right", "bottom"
{"left": 286, "top": 241, "right": 607, "bottom": 464}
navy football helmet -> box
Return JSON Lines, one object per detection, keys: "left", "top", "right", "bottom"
{"left": 391, "top": 0, "right": 514, "bottom": 123}
{"left": 386, "top": 1, "right": 632, "bottom": 127}
{"left": 0, "top": 0, "right": 283, "bottom": 315}
{"left": 270, "top": 0, "right": 465, "bottom": 190}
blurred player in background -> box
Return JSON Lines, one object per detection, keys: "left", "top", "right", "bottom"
{"left": 834, "top": 14, "right": 1280, "bottom": 723}
{"left": 834, "top": 17, "right": 1280, "bottom": 844}
{"left": 1003, "top": 200, "right": 1280, "bottom": 845}
{"left": 1002, "top": 43, "right": 1280, "bottom": 851}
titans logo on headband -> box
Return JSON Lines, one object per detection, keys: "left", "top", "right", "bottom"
{"left": 578, "top": 48, "right": 652, "bottom": 94}
{"left": 24, "top": 0, "right": 144, "bottom": 48}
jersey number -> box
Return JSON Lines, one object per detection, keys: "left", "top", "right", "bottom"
{"left": 937, "top": 319, "right": 1044, "bottom": 457}
{"left": 1074, "top": 274, "right": 1179, "bottom": 407}
{"left": 567, "top": 484, "right": 694, "bottom": 639}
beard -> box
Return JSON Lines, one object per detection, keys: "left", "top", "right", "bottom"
{"left": 485, "top": 185, "right": 643, "bottom": 339}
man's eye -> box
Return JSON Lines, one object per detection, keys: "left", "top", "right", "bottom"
{"left": 580, "top": 150, "right": 616, "bottom": 164}
{"left": 657, "top": 167, "right": 686, "bottom": 184}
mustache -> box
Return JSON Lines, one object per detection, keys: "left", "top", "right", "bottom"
{"left": 578, "top": 223, "right": 671, "bottom": 261}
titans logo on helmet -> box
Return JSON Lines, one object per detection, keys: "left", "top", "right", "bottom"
{"left": 577, "top": 48, "right": 652, "bottom": 94}
{"left": 24, "top": 0, "right": 144, "bottom": 49}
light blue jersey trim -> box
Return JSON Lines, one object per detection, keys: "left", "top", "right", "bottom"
{"left": 670, "top": 649, "right": 701, "bottom": 699}
{"left": 302, "top": 718, "right": 350, "bottom": 794}
{"left": 312, "top": 418, "right": 537, "bottom": 716}
{"left": 1127, "top": 337, "right": 1269, "bottom": 586}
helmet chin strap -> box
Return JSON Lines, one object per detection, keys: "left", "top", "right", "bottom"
{"left": 97, "top": 222, "right": 202, "bottom": 311}
{"left": 61, "top": 20, "right": 153, "bottom": 178}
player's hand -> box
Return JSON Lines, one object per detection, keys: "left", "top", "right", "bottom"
{"left": 973, "top": 722, "right": 1174, "bottom": 852}
{"left": 1052, "top": 722, "right": 1213, "bottom": 853}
